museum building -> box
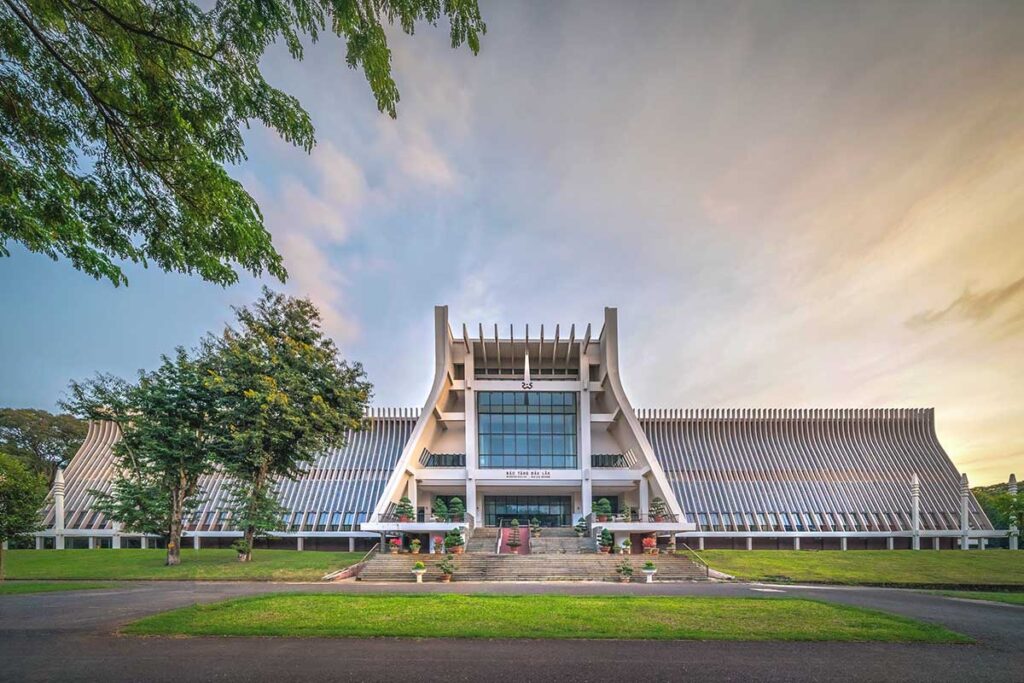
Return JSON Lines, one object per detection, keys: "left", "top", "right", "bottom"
{"left": 36, "top": 306, "right": 1002, "bottom": 552}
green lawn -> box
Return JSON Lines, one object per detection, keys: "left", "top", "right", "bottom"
{"left": 933, "top": 590, "right": 1024, "bottom": 606}
{"left": 3, "top": 550, "right": 362, "bottom": 582}
{"left": 123, "top": 593, "right": 968, "bottom": 643}
{"left": 0, "top": 581, "right": 116, "bottom": 595}
{"left": 699, "top": 550, "right": 1024, "bottom": 587}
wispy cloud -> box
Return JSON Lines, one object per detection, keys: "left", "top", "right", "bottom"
{"left": 907, "top": 276, "right": 1024, "bottom": 330}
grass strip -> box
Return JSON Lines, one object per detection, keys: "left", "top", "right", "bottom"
{"left": 4, "top": 549, "right": 362, "bottom": 582}
{"left": 124, "top": 593, "right": 970, "bottom": 643}
{"left": 699, "top": 550, "right": 1024, "bottom": 587}
{"left": 0, "top": 581, "right": 116, "bottom": 595}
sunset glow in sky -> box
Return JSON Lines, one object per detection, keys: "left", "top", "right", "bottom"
{"left": 1, "top": 1, "right": 1021, "bottom": 484}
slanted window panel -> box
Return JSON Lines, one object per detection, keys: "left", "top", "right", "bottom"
{"left": 477, "top": 392, "right": 577, "bottom": 469}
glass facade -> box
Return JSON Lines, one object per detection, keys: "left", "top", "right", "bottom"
{"left": 484, "top": 495, "right": 573, "bottom": 527}
{"left": 477, "top": 391, "right": 578, "bottom": 469}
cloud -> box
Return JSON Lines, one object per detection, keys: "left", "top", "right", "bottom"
{"left": 907, "top": 276, "right": 1024, "bottom": 330}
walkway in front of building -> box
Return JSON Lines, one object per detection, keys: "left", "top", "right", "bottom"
{"left": 1, "top": 580, "right": 1021, "bottom": 682}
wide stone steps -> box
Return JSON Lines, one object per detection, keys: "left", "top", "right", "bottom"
{"left": 356, "top": 553, "right": 708, "bottom": 582}
{"left": 529, "top": 535, "right": 597, "bottom": 554}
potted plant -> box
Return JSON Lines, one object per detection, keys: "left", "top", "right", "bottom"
{"left": 649, "top": 497, "right": 668, "bottom": 522}
{"left": 574, "top": 518, "right": 588, "bottom": 537}
{"left": 438, "top": 555, "right": 455, "bottom": 583}
{"left": 432, "top": 497, "right": 449, "bottom": 522}
{"left": 616, "top": 558, "right": 633, "bottom": 583}
{"left": 389, "top": 537, "right": 402, "bottom": 554}
{"left": 444, "top": 528, "right": 464, "bottom": 554}
{"left": 642, "top": 560, "right": 657, "bottom": 583}
{"left": 530, "top": 517, "right": 542, "bottom": 538}
{"left": 395, "top": 496, "right": 415, "bottom": 522}
{"left": 448, "top": 497, "right": 465, "bottom": 523}
{"left": 598, "top": 528, "right": 614, "bottom": 553}
{"left": 230, "top": 538, "right": 251, "bottom": 562}
{"left": 642, "top": 536, "right": 657, "bottom": 555}
{"left": 411, "top": 560, "right": 427, "bottom": 583}
{"left": 507, "top": 521, "right": 522, "bottom": 554}
{"left": 594, "top": 498, "right": 613, "bottom": 522}
{"left": 410, "top": 538, "right": 422, "bottom": 554}
{"left": 433, "top": 535, "right": 444, "bottom": 554}
{"left": 621, "top": 505, "right": 633, "bottom": 523}
{"left": 621, "top": 537, "right": 632, "bottom": 555}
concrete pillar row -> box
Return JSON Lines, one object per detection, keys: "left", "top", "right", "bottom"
{"left": 960, "top": 473, "right": 970, "bottom": 550}
{"left": 886, "top": 537, "right": 894, "bottom": 550}
{"left": 745, "top": 537, "right": 753, "bottom": 551}
{"left": 349, "top": 537, "right": 355, "bottom": 552}
{"left": 840, "top": 537, "right": 847, "bottom": 551}
{"left": 193, "top": 535, "right": 200, "bottom": 550}
{"left": 297, "top": 537, "right": 304, "bottom": 551}
{"left": 911, "top": 473, "right": 921, "bottom": 551}
{"left": 53, "top": 467, "right": 66, "bottom": 550}
{"left": 1010, "top": 474, "right": 1019, "bottom": 551}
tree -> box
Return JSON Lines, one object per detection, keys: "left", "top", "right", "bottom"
{"left": 62, "top": 348, "right": 216, "bottom": 565}
{"left": 992, "top": 491, "right": 1024, "bottom": 542}
{"left": 0, "top": 451, "right": 48, "bottom": 580}
{"left": 0, "top": 408, "right": 87, "bottom": 486}
{"left": 1, "top": 0, "right": 485, "bottom": 286}
{"left": 204, "top": 288, "right": 370, "bottom": 560}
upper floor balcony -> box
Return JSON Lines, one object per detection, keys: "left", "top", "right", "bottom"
{"left": 591, "top": 451, "right": 638, "bottom": 468}
{"left": 419, "top": 449, "right": 466, "bottom": 468}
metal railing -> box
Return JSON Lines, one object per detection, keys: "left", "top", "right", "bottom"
{"left": 322, "top": 541, "right": 378, "bottom": 581}
{"left": 594, "top": 511, "right": 681, "bottom": 524}
{"left": 419, "top": 448, "right": 466, "bottom": 467}
{"left": 678, "top": 542, "right": 711, "bottom": 578}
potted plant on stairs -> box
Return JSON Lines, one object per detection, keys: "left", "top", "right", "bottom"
{"left": 598, "top": 528, "right": 614, "bottom": 553}
{"left": 574, "top": 518, "right": 587, "bottom": 537}
{"left": 410, "top": 538, "right": 421, "bottom": 554}
{"left": 507, "top": 520, "right": 522, "bottom": 554}
{"left": 411, "top": 560, "right": 427, "bottom": 583}
{"left": 389, "top": 537, "right": 402, "bottom": 554}
{"left": 616, "top": 557, "right": 633, "bottom": 583}
{"left": 642, "top": 536, "right": 657, "bottom": 555}
{"left": 444, "top": 528, "right": 464, "bottom": 554}
{"left": 432, "top": 497, "right": 449, "bottom": 522}
{"left": 620, "top": 538, "right": 632, "bottom": 555}
{"left": 448, "top": 497, "right": 465, "bottom": 523}
{"left": 395, "top": 496, "right": 415, "bottom": 523}
{"left": 594, "top": 498, "right": 613, "bottom": 522}
{"left": 642, "top": 560, "right": 658, "bottom": 583}
{"left": 438, "top": 556, "right": 455, "bottom": 583}
{"left": 433, "top": 535, "right": 444, "bottom": 554}
{"left": 530, "top": 517, "right": 542, "bottom": 538}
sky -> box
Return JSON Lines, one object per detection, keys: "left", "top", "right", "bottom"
{"left": 1, "top": 1, "right": 1022, "bottom": 485}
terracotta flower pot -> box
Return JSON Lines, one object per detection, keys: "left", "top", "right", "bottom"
{"left": 618, "top": 575, "right": 631, "bottom": 583}
{"left": 439, "top": 574, "right": 452, "bottom": 583}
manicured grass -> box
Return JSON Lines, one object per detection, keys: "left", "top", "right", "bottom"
{"left": 0, "top": 581, "right": 116, "bottom": 595}
{"left": 933, "top": 590, "right": 1024, "bottom": 606}
{"left": 699, "top": 550, "right": 1024, "bottom": 587}
{"left": 123, "top": 593, "right": 969, "bottom": 643}
{"left": 4, "top": 549, "right": 362, "bottom": 582}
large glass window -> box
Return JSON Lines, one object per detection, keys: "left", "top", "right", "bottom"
{"left": 477, "top": 391, "right": 578, "bottom": 469}
{"left": 484, "top": 496, "right": 573, "bottom": 527}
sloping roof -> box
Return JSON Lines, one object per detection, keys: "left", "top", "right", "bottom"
{"left": 44, "top": 411, "right": 416, "bottom": 532}
{"left": 639, "top": 408, "right": 992, "bottom": 531}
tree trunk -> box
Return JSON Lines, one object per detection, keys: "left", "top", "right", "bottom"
{"left": 244, "top": 525, "right": 255, "bottom": 562}
{"left": 166, "top": 490, "right": 183, "bottom": 566}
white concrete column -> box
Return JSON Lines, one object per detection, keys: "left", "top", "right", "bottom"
{"left": 35, "top": 536, "right": 44, "bottom": 550}
{"left": 638, "top": 475, "right": 650, "bottom": 517}
{"left": 88, "top": 536, "right": 95, "bottom": 549}
{"left": 464, "top": 348, "right": 479, "bottom": 525}
{"left": 297, "top": 537, "right": 304, "bottom": 551}
{"left": 193, "top": 535, "right": 200, "bottom": 550}
{"left": 840, "top": 537, "right": 848, "bottom": 551}
{"left": 911, "top": 473, "right": 921, "bottom": 551}
{"left": 745, "top": 537, "right": 753, "bottom": 551}
{"left": 886, "top": 537, "right": 894, "bottom": 550}
{"left": 1, "top": 541, "right": 7, "bottom": 551}
{"left": 112, "top": 522, "right": 122, "bottom": 549}
{"left": 349, "top": 537, "right": 355, "bottom": 552}
{"left": 960, "top": 473, "right": 970, "bottom": 550}
{"left": 932, "top": 537, "right": 940, "bottom": 551}
{"left": 140, "top": 536, "right": 148, "bottom": 549}
{"left": 979, "top": 538, "right": 987, "bottom": 550}
{"left": 579, "top": 359, "right": 593, "bottom": 518}
{"left": 793, "top": 537, "right": 800, "bottom": 550}
{"left": 1009, "top": 474, "right": 1018, "bottom": 551}
{"left": 53, "top": 467, "right": 66, "bottom": 550}
{"left": 407, "top": 476, "right": 418, "bottom": 515}
{"left": 698, "top": 536, "right": 705, "bottom": 551}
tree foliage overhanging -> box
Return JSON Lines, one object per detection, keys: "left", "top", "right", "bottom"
{"left": 0, "top": 0, "right": 485, "bottom": 286}
{"left": 0, "top": 408, "right": 86, "bottom": 485}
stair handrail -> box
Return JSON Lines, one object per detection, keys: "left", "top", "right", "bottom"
{"left": 678, "top": 542, "right": 710, "bottom": 578}
{"left": 321, "top": 541, "right": 379, "bottom": 581}
{"left": 495, "top": 518, "right": 508, "bottom": 554}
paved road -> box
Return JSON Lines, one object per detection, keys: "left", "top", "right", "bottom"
{"left": 1, "top": 580, "right": 1021, "bottom": 682}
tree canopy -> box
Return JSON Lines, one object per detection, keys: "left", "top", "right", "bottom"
{"left": 0, "top": 451, "right": 48, "bottom": 579}
{"left": 0, "top": 408, "right": 86, "bottom": 485}
{"left": 204, "top": 287, "right": 371, "bottom": 559}
{"left": 63, "top": 348, "right": 218, "bottom": 564}
{"left": 1, "top": 0, "right": 485, "bottom": 286}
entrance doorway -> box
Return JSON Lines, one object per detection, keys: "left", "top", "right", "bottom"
{"left": 484, "top": 496, "right": 572, "bottom": 527}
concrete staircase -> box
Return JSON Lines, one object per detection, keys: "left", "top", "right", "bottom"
{"left": 529, "top": 528, "right": 597, "bottom": 554}
{"left": 464, "top": 527, "right": 498, "bottom": 553}
{"left": 356, "top": 552, "right": 708, "bottom": 582}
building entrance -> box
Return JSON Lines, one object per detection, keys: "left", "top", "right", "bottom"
{"left": 484, "top": 495, "right": 573, "bottom": 527}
